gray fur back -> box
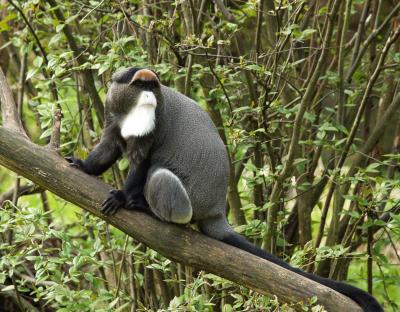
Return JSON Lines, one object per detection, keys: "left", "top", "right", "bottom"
{"left": 148, "top": 86, "right": 230, "bottom": 221}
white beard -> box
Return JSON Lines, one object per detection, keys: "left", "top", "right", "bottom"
{"left": 120, "top": 91, "right": 157, "bottom": 138}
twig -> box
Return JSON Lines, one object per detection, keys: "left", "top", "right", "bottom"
{"left": 0, "top": 183, "right": 42, "bottom": 206}
{"left": 346, "top": 2, "right": 400, "bottom": 82}
{"left": 0, "top": 67, "right": 28, "bottom": 136}
{"left": 128, "top": 252, "right": 137, "bottom": 312}
{"left": 115, "top": 234, "right": 129, "bottom": 301}
{"left": 48, "top": 108, "right": 62, "bottom": 150}
{"left": 204, "top": 50, "right": 233, "bottom": 113}
{"left": 8, "top": 0, "right": 48, "bottom": 63}
{"left": 46, "top": 0, "right": 104, "bottom": 126}
{"left": 11, "top": 276, "right": 24, "bottom": 312}
{"left": 367, "top": 213, "right": 373, "bottom": 294}
{"left": 348, "top": 0, "right": 371, "bottom": 76}
{"left": 7, "top": 177, "right": 20, "bottom": 244}
{"left": 184, "top": 53, "right": 194, "bottom": 96}
{"left": 8, "top": 0, "right": 59, "bottom": 106}
{"left": 17, "top": 53, "right": 27, "bottom": 118}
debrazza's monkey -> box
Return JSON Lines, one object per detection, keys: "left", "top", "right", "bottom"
{"left": 66, "top": 68, "right": 160, "bottom": 214}
{"left": 67, "top": 67, "right": 382, "bottom": 312}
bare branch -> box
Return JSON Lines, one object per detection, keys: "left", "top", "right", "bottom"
{"left": 0, "top": 66, "right": 27, "bottom": 137}
{"left": 315, "top": 25, "right": 400, "bottom": 249}
{"left": 265, "top": 0, "right": 341, "bottom": 252}
{"left": 46, "top": 0, "right": 105, "bottom": 126}
{"left": 0, "top": 183, "right": 42, "bottom": 207}
{"left": 346, "top": 2, "right": 400, "bottom": 82}
{"left": 8, "top": 0, "right": 48, "bottom": 64}
{"left": 48, "top": 108, "right": 62, "bottom": 150}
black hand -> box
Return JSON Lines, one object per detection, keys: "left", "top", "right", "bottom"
{"left": 126, "top": 193, "right": 149, "bottom": 212}
{"left": 101, "top": 190, "right": 126, "bottom": 215}
{"left": 65, "top": 156, "right": 85, "bottom": 171}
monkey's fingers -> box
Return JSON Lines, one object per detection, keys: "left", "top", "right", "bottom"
{"left": 101, "top": 200, "right": 121, "bottom": 215}
{"left": 101, "top": 191, "right": 126, "bottom": 215}
{"left": 65, "top": 156, "right": 83, "bottom": 170}
{"left": 101, "top": 196, "right": 115, "bottom": 207}
{"left": 127, "top": 196, "right": 149, "bottom": 212}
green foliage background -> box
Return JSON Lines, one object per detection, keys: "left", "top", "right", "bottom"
{"left": 0, "top": 0, "right": 400, "bottom": 311}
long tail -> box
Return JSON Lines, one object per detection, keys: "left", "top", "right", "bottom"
{"left": 222, "top": 232, "right": 382, "bottom": 312}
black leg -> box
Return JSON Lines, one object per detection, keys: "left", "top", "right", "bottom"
{"left": 100, "top": 158, "right": 151, "bottom": 215}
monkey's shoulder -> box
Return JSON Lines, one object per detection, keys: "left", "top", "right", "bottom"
{"left": 160, "top": 86, "right": 211, "bottom": 118}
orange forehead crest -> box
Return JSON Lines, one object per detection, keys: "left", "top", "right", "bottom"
{"left": 130, "top": 69, "right": 159, "bottom": 84}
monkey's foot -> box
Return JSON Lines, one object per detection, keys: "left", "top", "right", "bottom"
{"left": 126, "top": 194, "right": 149, "bottom": 212}
{"left": 65, "top": 156, "right": 84, "bottom": 171}
{"left": 101, "top": 190, "right": 126, "bottom": 215}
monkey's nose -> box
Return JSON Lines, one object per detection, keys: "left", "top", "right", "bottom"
{"left": 138, "top": 91, "right": 157, "bottom": 107}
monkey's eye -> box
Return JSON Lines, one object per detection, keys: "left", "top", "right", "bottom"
{"left": 132, "top": 80, "right": 146, "bottom": 88}
{"left": 131, "top": 79, "right": 159, "bottom": 90}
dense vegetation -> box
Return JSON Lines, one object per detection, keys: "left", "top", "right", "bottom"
{"left": 0, "top": 0, "right": 399, "bottom": 311}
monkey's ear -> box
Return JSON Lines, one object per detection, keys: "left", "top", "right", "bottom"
{"left": 129, "top": 69, "right": 160, "bottom": 85}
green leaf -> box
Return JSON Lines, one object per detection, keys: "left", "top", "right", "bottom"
{"left": 109, "top": 297, "right": 119, "bottom": 308}
{"left": 365, "top": 163, "right": 381, "bottom": 173}
{"left": 299, "top": 28, "right": 316, "bottom": 40}
{"left": 1, "top": 285, "right": 15, "bottom": 292}
{"left": 39, "top": 128, "right": 53, "bottom": 140}
{"left": 98, "top": 63, "right": 110, "bottom": 76}
{"left": 246, "top": 64, "right": 262, "bottom": 71}
{"left": 118, "top": 158, "right": 129, "bottom": 171}
{"left": 56, "top": 24, "right": 65, "bottom": 33}
{"left": 33, "top": 56, "right": 44, "bottom": 68}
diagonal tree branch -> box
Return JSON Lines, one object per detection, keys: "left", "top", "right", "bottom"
{"left": 0, "top": 126, "right": 362, "bottom": 312}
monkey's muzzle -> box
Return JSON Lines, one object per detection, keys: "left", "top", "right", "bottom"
{"left": 138, "top": 91, "right": 157, "bottom": 108}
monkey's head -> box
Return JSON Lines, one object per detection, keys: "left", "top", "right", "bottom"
{"left": 106, "top": 67, "right": 163, "bottom": 116}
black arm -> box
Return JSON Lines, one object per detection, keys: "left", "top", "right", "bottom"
{"left": 67, "top": 123, "right": 123, "bottom": 176}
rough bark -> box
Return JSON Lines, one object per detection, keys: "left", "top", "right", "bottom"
{"left": 0, "top": 67, "right": 27, "bottom": 136}
{"left": 0, "top": 127, "right": 362, "bottom": 311}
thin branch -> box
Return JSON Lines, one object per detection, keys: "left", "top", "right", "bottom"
{"left": 212, "top": 0, "right": 235, "bottom": 22}
{"left": 0, "top": 66, "right": 28, "bottom": 137}
{"left": 315, "top": 26, "right": 400, "bottom": 249}
{"left": 48, "top": 108, "right": 62, "bottom": 150}
{"left": 0, "top": 284, "right": 40, "bottom": 312}
{"left": 17, "top": 52, "right": 27, "bottom": 118}
{"left": 348, "top": 0, "right": 371, "bottom": 75}
{"left": 46, "top": 0, "right": 104, "bottom": 126}
{"left": 264, "top": 0, "right": 341, "bottom": 252}
{"left": 0, "top": 183, "right": 42, "bottom": 206}
{"left": 254, "top": 0, "right": 264, "bottom": 57}
{"left": 8, "top": 0, "right": 58, "bottom": 102}
{"left": 204, "top": 50, "right": 233, "bottom": 113}
{"left": 8, "top": 0, "right": 48, "bottom": 63}
{"left": 345, "top": 2, "right": 400, "bottom": 82}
